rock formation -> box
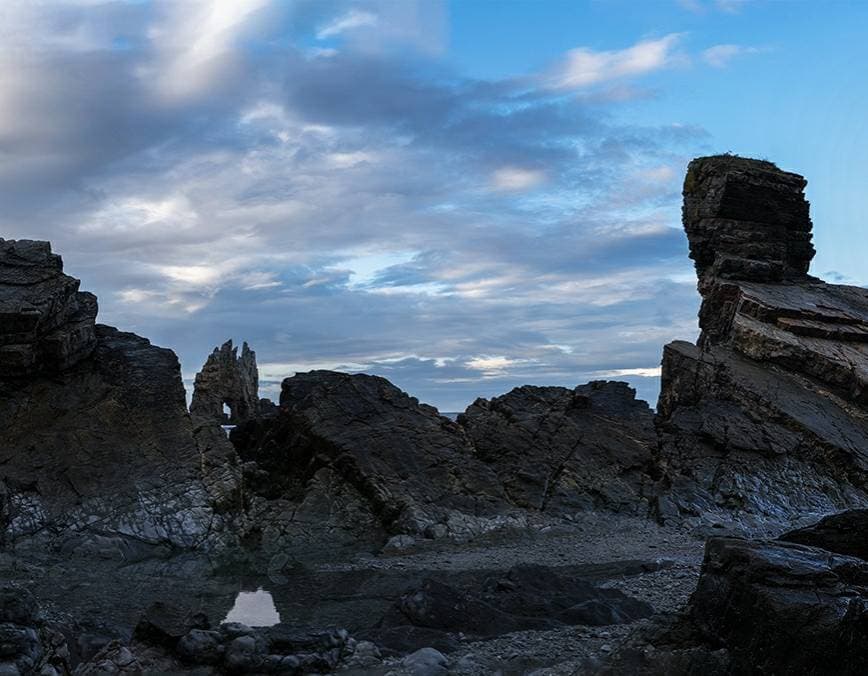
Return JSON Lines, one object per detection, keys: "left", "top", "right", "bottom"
{"left": 190, "top": 340, "right": 269, "bottom": 424}
{"left": 230, "top": 371, "right": 516, "bottom": 550}
{"left": 459, "top": 382, "right": 655, "bottom": 513}
{"left": 0, "top": 239, "right": 97, "bottom": 376}
{"left": 0, "top": 239, "right": 240, "bottom": 549}
{"left": 653, "top": 156, "right": 868, "bottom": 531}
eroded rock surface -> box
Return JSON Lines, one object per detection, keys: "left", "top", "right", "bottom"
{"left": 231, "top": 371, "right": 515, "bottom": 550}
{"left": 0, "top": 240, "right": 240, "bottom": 549}
{"left": 191, "top": 340, "right": 271, "bottom": 424}
{"left": 654, "top": 156, "right": 868, "bottom": 531}
{"left": 460, "top": 381, "right": 655, "bottom": 513}
{"left": 0, "top": 239, "right": 97, "bottom": 376}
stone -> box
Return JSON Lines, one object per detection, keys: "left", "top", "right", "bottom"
{"left": 73, "top": 641, "right": 142, "bottom": 675}
{"left": 132, "top": 602, "right": 208, "bottom": 650}
{"left": 459, "top": 381, "right": 655, "bottom": 513}
{"left": 230, "top": 370, "right": 511, "bottom": 544}
{"left": 0, "top": 240, "right": 242, "bottom": 548}
{"left": 0, "top": 239, "right": 97, "bottom": 377}
{"left": 190, "top": 339, "right": 270, "bottom": 424}
{"left": 401, "top": 647, "right": 449, "bottom": 676}
{"left": 176, "top": 629, "right": 222, "bottom": 664}
{"left": 373, "top": 564, "right": 653, "bottom": 653}
{"left": 687, "top": 536, "right": 868, "bottom": 674}
{"left": 779, "top": 509, "right": 868, "bottom": 559}
{"left": 653, "top": 156, "right": 868, "bottom": 531}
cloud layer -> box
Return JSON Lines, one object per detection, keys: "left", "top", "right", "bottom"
{"left": 0, "top": 0, "right": 748, "bottom": 410}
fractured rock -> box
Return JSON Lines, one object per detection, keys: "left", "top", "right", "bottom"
{"left": 654, "top": 156, "right": 868, "bottom": 530}
{"left": 0, "top": 239, "right": 97, "bottom": 377}
{"left": 230, "top": 370, "right": 511, "bottom": 544}
{"left": 190, "top": 340, "right": 267, "bottom": 424}
{"left": 459, "top": 381, "right": 655, "bottom": 513}
{"left": 0, "top": 240, "right": 241, "bottom": 548}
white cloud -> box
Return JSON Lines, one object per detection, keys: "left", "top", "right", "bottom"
{"left": 546, "top": 33, "right": 683, "bottom": 90}
{"left": 591, "top": 367, "right": 662, "bottom": 378}
{"left": 145, "top": 0, "right": 270, "bottom": 102}
{"left": 491, "top": 167, "right": 546, "bottom": 191}
{"left": 702, "top": 44, "right": 764, "bottom": 68}
{"left": 317, "top": 10, "right": 379, "bottom": 39}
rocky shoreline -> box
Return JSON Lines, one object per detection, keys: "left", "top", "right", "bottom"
{"left": 2, "top": 155, "right": 868, "bottom": 674}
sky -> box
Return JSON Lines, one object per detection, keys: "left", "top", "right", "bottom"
{"left": 2, "top": 0, "right": 867, "bottom": 411}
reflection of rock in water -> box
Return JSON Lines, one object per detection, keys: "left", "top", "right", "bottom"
{"left": 223, "top": 587, "right": 281, "bottom": 627}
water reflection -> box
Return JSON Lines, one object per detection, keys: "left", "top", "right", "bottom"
{"left": 221, "top": 424, "right": 236, "bottom": 438}
{"left": 223, "top": 587, "right": 281, "bottom": 627}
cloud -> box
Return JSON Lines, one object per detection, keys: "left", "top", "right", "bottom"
{"left": 0, "top": 2, "right": 712, "bottom": 411}
{"left": 491, "top": 167, "right": 546, "bottom": 191}
{"left": 545, "top": 34, "right": 684, "bottom": 90}
{"left": 317, "top": 9, "right": 379, "bottom": 39}
{"left": 702, "top": 44, "right": 764, "bottom": 68}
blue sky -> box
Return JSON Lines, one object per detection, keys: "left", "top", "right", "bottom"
{"left": 1, "top": 0, "right": 866, "bottom": 410}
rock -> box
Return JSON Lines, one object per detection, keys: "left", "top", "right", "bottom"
{"left": 0, "top": 586, "right": 39, "bottom": 627}
{"left": 73, "top": 641, "right": 141, "bottom": 675}
{"left": 0, "top": 239, "right": 242, "bottom": 548}
{"left": 0, "top": 239, "right": 97, "bottom": 377}
{"left": 373, "top": 564, "right": 653, "bottom": 653}
{"left": 780, "top": 509, "right": 868, "bottom": 559}
{"left": 190, "top": 339, "right": 270, "bottom": 424}
{"left": 230, "top": 370, "right": 511, "bottom": 545}
{"left": 223, "top": 633, "right": 266, "bottom": 673}
{"left": 132, "top": 602, "right": 208, "bottom": 650}
{"left": 400, "top": 647, "right": 448, "bottom": 676}
{"left": 176, "top": 629, "right": 222, "bottom": 664}
{"left": 653, "top": 156, "right": 868, "bottom": 531}
{"left": 459, "top": 381, "right": 655, "bottom": 513}
{"left": 685, "top": 536, "right": 868, "bottom": 674}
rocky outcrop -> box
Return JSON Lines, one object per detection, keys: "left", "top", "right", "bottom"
{"left": 230, "top": 371, "right": 515, "bottom": 550}
{"left": 0, "top": 240, "right": 240, "bottom": 549}
{"left": 191, "top": 340, "right": 270, "bottom": 424}
{"left": 459, "top": 382, "right": 655, "bottom": 513}
{"left": 653, "top": 156, "right": 868, "bottom": 531}
{"left": 0, "top": 239, "right": 97, "bottom": 376}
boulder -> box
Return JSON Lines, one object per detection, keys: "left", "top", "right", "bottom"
{"left": 459, "top": 381, "right": 655, "bottom": 513}
{"left": 780, "top": 509, "right": 868, "bottom": 560}
{"left": 687, "top": 536, "right": 868, "bottom": 674}
{"left": 370, "top": 564, "right": 653, "bottom": 653}
{"left": 653, "top": 156, "right": 868, "bottom": 531}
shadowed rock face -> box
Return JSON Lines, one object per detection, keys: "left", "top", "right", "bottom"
{"left": 231, "top": 371, "right": 515, "bottom": 547}
{"left": 190, "top": 340, "right": 263, "bottom": 424}
{"left": 459, "top": 382, "right": 655, "bottom": 513}
{"left": 654, "top": 156, "right": 868, "bottom": 531}
{"left": 0, "top": 239, "right": 98, "bottom": 376}
{"left": 0, "top": 240, "right": 240, "bottom": 549}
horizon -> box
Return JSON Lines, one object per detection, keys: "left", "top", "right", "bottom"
{"left": 2, "top": 1, "right": 867, "bottom": 411}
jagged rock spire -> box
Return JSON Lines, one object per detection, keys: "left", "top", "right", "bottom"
{"left": 190, "top": 339, "right": 261, "bottom": 424}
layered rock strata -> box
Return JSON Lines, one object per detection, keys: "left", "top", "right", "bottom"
{"left": 0, "top": 240, "right": 240, "bottom": 548}
{"left": 654, "top": 156, "right": 868, "bottom": 530}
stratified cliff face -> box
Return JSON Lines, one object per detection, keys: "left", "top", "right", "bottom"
{"left": 0, "top": 240, "right": 240, "bottom": 549}
{"left": 0, "top": 239, "right": 98, "bottom": 376}
{"left": 190, "top": 339, "right": 266, "bottom": 424}
{"left": 654, "top": 156, "right": 868, "bottom": 530}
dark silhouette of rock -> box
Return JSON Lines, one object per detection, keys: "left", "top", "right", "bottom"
{"left": 369, "top": 564, "right": 653, "bottom": 654}
{"left": 0, "top": 239, "right": 97, "bottom": 376}
{"left": 190, "top": 340, "right": 269, "bottom": 424}
{"left": 459, "top": 381, "right": 655, "bottom": 513}
{"left": 231, "top": 371, "right": 515, "bottom": 548}
{"left": 653, "top": 156, "right": 868, "bottom": 530}
{"left": 688, "top": 536, "right": 868, "bottom": 674}
{"left": 0, "top": 240, "right": 241, "bottom": 549}
{"left": 780, "top": 509, "right": 868, "bottom": 560}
